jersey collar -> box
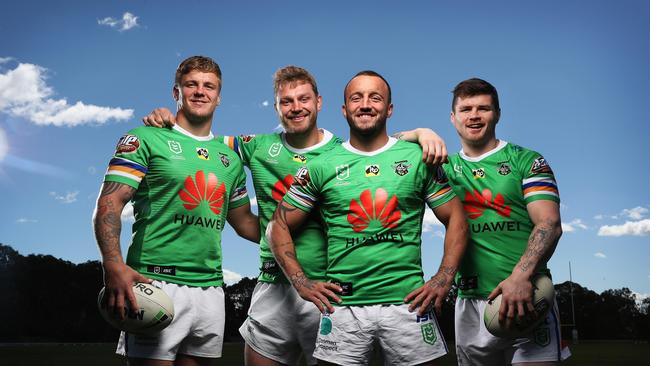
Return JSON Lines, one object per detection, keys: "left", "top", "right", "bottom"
{"left": 342, "top": 137, "right": 398, "bottom": 156}
{"left": 459, "top": 140, "right": 508, "bottom": 162}
{"left": 281, "top": 129, "right": 334, "bottom": 153}
{"left": 172, "top": 124, "right": 215, "bottom": 141}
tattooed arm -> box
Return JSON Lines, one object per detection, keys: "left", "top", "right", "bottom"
{"left": 267, "top": 201, "right": 342, "bottom": 313}
{"left": 405, "top": 197, "right": 468, "bottom": 315}
{"left": 93, "top": 181, "right": 151, "bottom": 320}
{"left": 392, "top": 128, "right": 448, "bottom": 165}
{"left": 488, "top": 200, "right": 562, "bottom": 325}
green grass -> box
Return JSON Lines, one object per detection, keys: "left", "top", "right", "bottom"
{"left": 0, "top": 341, "right": 648, "bottom": 365}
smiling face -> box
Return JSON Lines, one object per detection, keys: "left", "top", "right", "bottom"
{"left": 342, "top": 75, "right": 393, "bottom": 136}
{"left": 450, "top": 93, "right": 499, "bottom": 153}
{"left": 174, "top": 70, "right": 221, "bottom": 122}
{"left": 275, "top": 80, "right": 321, "bottom": 135}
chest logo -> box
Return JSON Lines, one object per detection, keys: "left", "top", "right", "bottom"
{"left": 196, "top": 148, "right": 210, "bottom": 160}
{"left": 347, "top": 188, "right": 400, "bottom": 232}
{"left": 178, "top": 170, "right": 226, "bottom": 215}
{"left": 292, "top": 154, "right": 307, "bottom": 163}
{"left": 272, "top": 174, "right": 294, "bottom": 201}
{"left": 168, "top": 140, "right": 182, "bottom": 154}
{"left": 219, "top": 153, "right": 230, "bottom": 167}
{"left": 336, "top": 164, "right": 350, "bottom": 180}
{"left": 392, "top": 160, "right": 411, "bottom": 176}
{"left": 463, "top": 189, "right": 511, "bottom": 219}
{"left": 497, "top": 162, "right": 511, "bottom": 176}
{"left": 268, "top": 143, "right": 283, "bottom": 157}
{"left": 472, "top": 168, "right": 485, "bottom": 179}
{"left": 365, "top": 164, "right": 380, "bottom": 177}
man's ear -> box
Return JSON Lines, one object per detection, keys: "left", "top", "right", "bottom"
{"left": 172, "top": 85, "right": 180, "bottom": 101}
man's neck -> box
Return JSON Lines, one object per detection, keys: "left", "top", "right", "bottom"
{"left": 284, "top": 127, "right": 323, "bottom": 149}
{"left": 176, "top": 111, "right": 213, "bottom": 137}
{"left": 349, "top": 130, "right": 389, "bottom": 152}
{"left": 462, "top": 138, "right": 500, "bottom": 157}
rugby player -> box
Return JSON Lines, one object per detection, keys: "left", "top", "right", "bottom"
{"left": 93, "top": 55, "right": 259, "bottom": 366}
{"left": 267, "top": 71, "right": 468, "bottom": 365}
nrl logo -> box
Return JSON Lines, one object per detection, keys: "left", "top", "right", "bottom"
{"left": 168, "top": 140, "right": 182, "bottom": 154}
{"left": 497, "top": 162, "right": 511, "bottom": 176}
{"left": 421, "top": 323, "right": 437, "bottom": 345}
{"left": 392, "top": 160, "right": 411, "bottom": 176}
{"left": 336, "top": 164, "right": 349, "bottom": 180}
{"left": 268, "top": 143, "right": 283, "bottom": 157}
{"left": 219, "top": 153, "right": 230, "bottom": 167}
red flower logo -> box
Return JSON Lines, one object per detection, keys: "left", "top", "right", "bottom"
{"left": 463, "top": 189, "right": 511, "bottom": 219}
{"left": 272, "top": 174, "right": 294, "bottom": 201}
{"left": 178, "top": 170, "right": 226, "bottom": 215}
{"left": 347, "top": 188, "right": 401, "bottom": 232}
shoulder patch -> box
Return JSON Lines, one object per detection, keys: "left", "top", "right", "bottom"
{"left": 434, "top": 165, "right": 449, "bottom": 184}
{"left": 293, "top": 166, "right": 311, "bottom": 187}
{"left": 239, "top": 134, "right": 256, "bottom": 143}
{"left": 530, "top": 156, "right": 553, "bottom": 174}
{"left": 116, "top": 134, "right": 140, "bottom": 154}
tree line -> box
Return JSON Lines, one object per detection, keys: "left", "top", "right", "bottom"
{"left": 0, "top": 243, "right": 648, "bottom": 342}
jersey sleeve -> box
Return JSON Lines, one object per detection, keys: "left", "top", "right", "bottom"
{"left": 228, "top": 163, "right": 250, "bottom": 209}
{"left": 519, "top": 151, "right": 560, "bottom": 204}
{"left": 103, "top": 129, "right": 150, "bottom": 190}
{"left": 283, "top": 164, "right": 320, "bottom": 212}
{"left": 424, "top": 164, "right": 456, "bottom": 209}
{"left": 221, "top": 134, "right": 257, "bottom": 166}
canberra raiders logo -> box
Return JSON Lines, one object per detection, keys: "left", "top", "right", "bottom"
{"left": 219, "top": 153, "right": 230, "bottom": 167}
{"left": 497, "top": 162, "right": 511, "bottom": 176}
{"left": 392, "top": 160, "right": 411, "bottom": 176}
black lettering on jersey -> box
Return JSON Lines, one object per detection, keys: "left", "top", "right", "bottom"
{"left": 470, "top": 221, "right": 522, "bottom": 233}
{"left": 173, "top": 214, "right": 223, "bottom": 230}
{"left": 345, "top": 232, "right": 404, "bottom": 248}
{"left": 147, "top": 265, "right": 176, "bottom": 276}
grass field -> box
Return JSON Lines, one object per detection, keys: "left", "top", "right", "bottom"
{"left": 1, "top": 341, "right": 648, "bottom": 365}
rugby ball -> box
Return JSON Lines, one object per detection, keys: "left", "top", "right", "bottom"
{"left": 483, "top": 274, "right": 554, "bottom": 338}
{"left": 98, "top": 282, "right": 174, "bottom": 335}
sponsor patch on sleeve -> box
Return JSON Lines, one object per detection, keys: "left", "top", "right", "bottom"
{"left": 530, "top": 156, "right": 553, "bottom": 174}
{"left": 115, "top": 134, "right": 140, "bottom": 154}
{"left": 293, "top": 166, "right": 311, "bottom": 187}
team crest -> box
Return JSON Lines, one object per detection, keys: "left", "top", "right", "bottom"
{"left": 268, "top": 142, "right": 283, "bottom": 157}
{"left": 219, "top": 153, "right": 230, "bottom": 167}
{"left": 116, "top": 134, "right": 140, "bottom": 154}
{"left": 530, "top": 157, "right": 553, "bottom": 174}
{"left": 336, "top": 164, "right": 350, "bottom": 180}
{"left": 240, "top": 134, "right": 255, "bottom": 143}
{"left": 292, "top": 154, "right": 307, "bottom": 163}
{"left": 533, "top": 326, "right": 551, "bottom": 346}
{"left": 196, "top": 148, "right": 210, "bottom": 160}
{"left": 472, "top": 168, "right": 486, "bottom": 179}
{"left": 365, "top": 164, "right": 380, "bottom": 177}
{"left": 497, "top": 162, "right": 511, "bottom": 176}
{"left": 168, "top": 140, "right": 182, "bottom": 154}
{"left": 421, "top": 323, "right": 437, "bottom": 345}
{"left": 392, "top": 160, "right": 411, "bottom": 176}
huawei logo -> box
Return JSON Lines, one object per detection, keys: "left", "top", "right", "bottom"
{"left": 347, "top": 188, "right": 401, "bottom": 232}
{"left": 272, "top": 174, "right": 294, "bottom": 201}
{"left": 463, "top": 189, "right": 511, "bottom": 219}
{"left": 178, "top": 170, "right": 226, "bottom": 215}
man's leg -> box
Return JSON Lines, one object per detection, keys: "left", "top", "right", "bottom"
{"left": 245, "top": 344, "right": 288, "bottom": 366}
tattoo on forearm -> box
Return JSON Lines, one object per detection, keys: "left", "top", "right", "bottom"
{"left": 428, "top": 265, "right": 456, "bottom": 289}
{"left": 289, "top": 271, "right": 315, "bottom": 290}
{"left": 519, "top": 221, "right": 555, "bottom": 273}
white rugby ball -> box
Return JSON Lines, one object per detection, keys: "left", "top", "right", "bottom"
{"left": 483, "top": 274, "right": 554, "bottom": 338}
{"left": 98, "top": 282, "right": 174, "bottom": 335}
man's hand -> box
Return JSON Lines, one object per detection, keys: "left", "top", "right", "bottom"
{"left": 413, "top": 128, "right": 448, "bottom": 165}
{"left": 487, "top": 273, "right": 535, "bottom": 330}
{"left": 101, "top": 261, "right": 152, "bottom": 321}
{"left": 142, "top": 107, "right": 176, "bottom": 128}
{"left": 289, "top": 271, "right": 342, "bottom": 314}
{"left": 405, "top": 270, "right": 454, "bottom": 316}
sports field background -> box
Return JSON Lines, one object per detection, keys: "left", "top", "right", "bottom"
{"left": 1, "top": 341, "right": 648, "bottom": 365}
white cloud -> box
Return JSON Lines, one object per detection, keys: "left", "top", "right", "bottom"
{"left": 422, "top": 209, "right": 443, "bottom": 233}
{"left": 261, "top": 100, "right": 270, "bottom": 107}
{"left": 598, "top": 219, "right": 650, "bottom": 237}
{"left": 121, "top": 202, "right": 135, "bottom": 223}
{"left": 50, "top": 191, "right": 79, "bottom": 204}
{"left": 562, "top": 219, "right": 588, "bottom": 233}
{"left": 0, "top": 62, "right": 133, "bottom": 126}
{"left": 98, "top": 12, "right": 140, "bottom": 32}
{"left": 0, "top": 57, "right": 13, "bottom": 64}
{"left": 594, "top": 252, "right": 607, "bottom": 259}
{"left": 621, "top": 206, "right": 648, "bottom": 220}
{"left": 16, "top": 218, "right": 38, "bottom": 224}
{"left": 0, "top": 127, "right": 7, "bottom": 162}
{"left": 223, "top": 269, "right": 243, "bottom": 285}
{"left": 594, "top": 214, "right": 604, "bottom": 220}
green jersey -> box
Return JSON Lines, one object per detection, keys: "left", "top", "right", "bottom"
{"left": 444, "top": 141, "right": 560, "bottom": 299}
{"left": 104, "top": 125, "right": 249, "bottom": 287}
{"left": 222, "top": 130, "right": 340, "bottom": 283}
{"left": 284, "top": 138, "right": 456, "bottom": 305}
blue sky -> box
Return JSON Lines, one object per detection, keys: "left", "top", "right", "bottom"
{"left": 1, "top": 1, "right": 649, "bottom": 301}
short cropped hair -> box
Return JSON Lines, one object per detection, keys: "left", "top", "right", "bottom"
{"left": 175, "top": 56, "right": 222, "bottom": 91}
{"left": 451, "top": 78, "right": 499, "bottom": 112}
{"left": 344, "top": 70, "right": 392, "bottom": 104}
{"left": 273, "top": 66, "right": 319, "bottom": 97}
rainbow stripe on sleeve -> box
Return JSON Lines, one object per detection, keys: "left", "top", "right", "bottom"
{"left": 107, "top": 157, "right": 148, "bottom": 183}
{"left": 522, "top": 177, "right": 559, "bottom": 200}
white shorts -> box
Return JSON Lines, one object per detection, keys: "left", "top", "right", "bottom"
{"left": 455, "top": 297, "right": 571, "bottom": 365}
{"left": 313, "top": 304, "right": 448, "bottom": 366}
{"left": 239, "top": 282, "right": 321, "bottom": 365}
{"left": 116, "top": 281, "right": 225, "bottom": 360}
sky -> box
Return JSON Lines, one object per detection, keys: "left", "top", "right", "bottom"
{"left": 1, "top": 1, "right": 649, "bottom": 301}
